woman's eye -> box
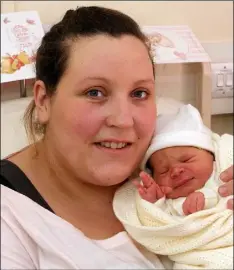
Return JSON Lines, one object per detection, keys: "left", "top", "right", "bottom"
{"left": 132, "top": 90, "right": 148, "bottom": 99}
{"left": 86, "top": 89, "right": 104, "bottom": 98}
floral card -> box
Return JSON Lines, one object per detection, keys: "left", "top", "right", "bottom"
{"left": 142, "top": 25, "right": 210, "bottom": 64}
{"left": 1, "top": 11, "right": 44, "bottom": 83}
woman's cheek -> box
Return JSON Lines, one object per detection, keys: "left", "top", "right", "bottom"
{"left": 77, "top": 112, "right": 104, "bottom": 138}
{"left": 63, "top": 103, "right": 104, "bottom": 139}
{"left": 138, "top": 106, "right": 156, "bottom": 136}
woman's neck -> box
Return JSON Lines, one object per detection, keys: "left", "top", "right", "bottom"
{"left": 9, "top": 141, "right": 125, "bottom": 239}
{"left": 31, "top": 140, "right": 121, "bottom": 213}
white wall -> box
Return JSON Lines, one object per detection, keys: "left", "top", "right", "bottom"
{"left": 2, "top": 1, "right": 233, "bottom": 42}
{"left": 3, "top": 1, "right": 233, "bottom": 101}
{"left": 1, "top": 1, "right": 233, "bottom": 134}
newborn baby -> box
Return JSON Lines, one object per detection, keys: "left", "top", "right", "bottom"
{"left": 135, "top": 146, "right": 215, "bottom": 216}
{"left": 134, "top": 104, "right": 218, "bottom": 216}
{"left": 113, "top": 104, "right": 233, "bottom": 269}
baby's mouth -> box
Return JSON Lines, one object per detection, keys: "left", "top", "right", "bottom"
{"left": 174, "top": 177, "right": 195, "bottom": 188}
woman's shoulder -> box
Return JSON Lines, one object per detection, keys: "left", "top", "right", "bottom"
{"left": 1, "top": 186, "right": 166, "bottom": 270}
{"left": 1, "top": 184, "right": 40, "bottom": 269}
{"left": 1, "top": 187, "right": 38, "bottom": 269}
{"left": 1, "top": 184, "right": 49, "bottom": 221}
{"left": 1, "top": 158, "right": 27, "bottom": 184}
{"left": 1, "top": 185, "right": 79, "bottom": 269}
{"left": 1, "top": 159, "right": 54, "bottom": 212}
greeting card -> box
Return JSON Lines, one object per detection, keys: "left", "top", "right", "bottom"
{"left": 143, "top": 25, "right": 210, "bottom": 64}
{"left": 1, "top": 11, "right": 44, "bottom": 83}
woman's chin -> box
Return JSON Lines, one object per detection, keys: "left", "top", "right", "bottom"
{"left": 91, "top": 166, "right": 134, "bottom": 187}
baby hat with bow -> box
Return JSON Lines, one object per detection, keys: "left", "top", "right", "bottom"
{"left": 141, "top": 104, "right": 215, "bottom": 170}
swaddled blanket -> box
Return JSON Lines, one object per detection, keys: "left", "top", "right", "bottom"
{"left": 113, "top": 133, "right": 233, "bottom": 269}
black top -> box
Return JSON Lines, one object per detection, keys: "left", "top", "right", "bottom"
{"left": 0, "top": 159, "right": 54, "bottom": 213}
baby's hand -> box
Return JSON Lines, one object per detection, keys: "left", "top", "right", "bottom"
{"left": 182, "top": 191, "right": 205, "bottom": 215}
{"left": 133, "top": 171, "right": 170, "bottom": 203}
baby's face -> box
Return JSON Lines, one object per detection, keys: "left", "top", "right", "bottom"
{"left": 149, "top": 146, "right": 214, "bottom": 193}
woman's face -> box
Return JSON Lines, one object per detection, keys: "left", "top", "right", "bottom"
{"left": 37, "top": 34, "right": 156, "bottom": 186}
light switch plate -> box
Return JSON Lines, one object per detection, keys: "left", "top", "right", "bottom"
{"left": 211, "top": 62, "right": 233, "bottom": 99}
{"left": 211, "top": 62, "right": 233, "bottom": 114}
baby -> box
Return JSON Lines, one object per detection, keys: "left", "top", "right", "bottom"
{"left": 134, "top": 104, "right": 228, "bottom": 215}
{"left": 113, "top": 104, "right": 233, "bottom": 269}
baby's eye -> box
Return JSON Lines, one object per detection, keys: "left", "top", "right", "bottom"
{"left": 131, "top": 89, "right": 148, "bottom": 99}
{"left": 183, "top": 157, "right": 192, "bottom": 162}
{"left": 160, "top": 169, "right": 169, "bottom": 174}
{"left": 86, "top": 89, "right": 104, "bottom": 98}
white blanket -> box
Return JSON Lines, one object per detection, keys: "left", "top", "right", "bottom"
{"left": 113, "top": 133, "right": 233, "bottom": 269}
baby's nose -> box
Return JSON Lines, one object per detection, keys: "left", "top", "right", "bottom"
{"left": 170, "top": 167, "right": 185, "bottom": 179}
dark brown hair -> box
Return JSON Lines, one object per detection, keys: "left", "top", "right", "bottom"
{"left": 24, "top": 6, "right": 154, "bottom": 142}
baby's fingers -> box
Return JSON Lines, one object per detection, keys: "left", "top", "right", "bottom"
{"left": 138, "top": 186, "right": 147, "bottom": 196}
{"left": 139, "top": 171, "right": 154, "bottom": 188}
{"left": 132, "top": 179, "right": 141, "bottom": 189}
{"left": 194, "top": 193, "right": 205, "bottom": 211}
{"left": 133, "top": 180, "right": 147, "bottom": 197}
{"left": 155, "top": 184, "right": 164, "bottom": 199}
{"left": 182, "top": 199, "right": 190, "bottom": 215}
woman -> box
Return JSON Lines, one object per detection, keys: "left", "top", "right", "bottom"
{"left": 1, "top": 6, "right": 233, "bottom": 269}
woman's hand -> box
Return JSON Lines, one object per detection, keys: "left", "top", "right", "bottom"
{"left": 218, "top": 165, "right": 233, "bottom": 210}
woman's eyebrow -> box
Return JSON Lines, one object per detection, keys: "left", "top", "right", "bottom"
{"left": 80, "top": 76, "right": 110, "bottom": 83}
{"left": 77, "top": 77, "right": 155, "bottom": 89}
{"left": 80, "top": 77, "right": 155, "bottom": 84}
{"left": 133, "top": 79, "right": 155, "bottom": 86}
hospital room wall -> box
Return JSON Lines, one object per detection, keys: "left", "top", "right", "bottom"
{"left": 2, "top": 1, "right": 233, "bottom": 42}
{"left": 1, "top": 1, "right": 233, "bottom": 134}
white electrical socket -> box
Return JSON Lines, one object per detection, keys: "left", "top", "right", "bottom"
{"left": 211, "top": 62, "right": 233, "bottom": 99}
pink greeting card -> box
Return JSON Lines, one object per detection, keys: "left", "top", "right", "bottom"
{"left": 1, "top": 11, "right": 44, "bottom": 83}
{"left": 143, "top": 25, "right": 210, "bottom": 64}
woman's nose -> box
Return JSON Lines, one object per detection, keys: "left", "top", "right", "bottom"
{"left": 106, "top": 99, "right": 134, "bottom": 128}
{"left": 170, "top": 167, "right": 185, "bottom": 179}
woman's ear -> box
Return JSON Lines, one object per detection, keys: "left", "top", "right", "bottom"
{"left": 34, "top": 80, "right": 51, "bottom": 124}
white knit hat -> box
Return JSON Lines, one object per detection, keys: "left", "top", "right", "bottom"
{"left": 141, "top": 104, "right": 214, "bottom": 170}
